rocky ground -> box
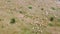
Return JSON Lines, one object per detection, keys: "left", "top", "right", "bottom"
{"left": 0, "top": 0, "right": 60, "bottom": 34}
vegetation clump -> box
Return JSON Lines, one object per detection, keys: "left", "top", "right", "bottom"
{"left": 58, "top": 18, "right": 60, "bottom": 22}
{"left": 10, "top": 18, "right": 16, "bottom": 24}
{"left": 19, "top": 11, "right": 23, "bottom": 13}
{"left": 51, "top": 7, "right": 56, "bottom": 10}
{"left": 28, "top": 6, "right": 32, "bottom": 9}
{"left": 41, "top": 8, "right": 44, "bottom": 10}
{"left": 48, "top": 23, "right": 54, "bottom": 26}
{"left": 50, "top": 17, "right": 54, "bottom": 21}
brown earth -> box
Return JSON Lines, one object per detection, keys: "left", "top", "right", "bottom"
{"left": 0, "top": 0, "right": 60, "bottom": 34}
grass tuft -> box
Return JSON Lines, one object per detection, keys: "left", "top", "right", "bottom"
{"left": 50, "top": 17, "right": 54, "bottom": 21}
{"left": 10, "top": 18, "right": 15, "bottom": 24}
{"left": 48, "top": 23, "right": 54, "bottom": 26}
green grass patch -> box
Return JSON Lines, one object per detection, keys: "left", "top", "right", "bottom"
{"left": 48, "top": 22, "right": 60, "bottom": 27}
{"left": 51, "top": 7, "right": 56, "bottom": 10}
{"left": 58, "top": 18, "right": 60, "bottom": 22}
{"left": 21, "top": 27, "right": 31, "bottom": 34}
{"left": 28, "top": 6, "right": 32, "bottom": 9}
{"left": 48, "top": 23, "right": 54, "bottom": 26}
{"left": 55, "top": 22, "right": 60, "bottom": 26}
